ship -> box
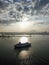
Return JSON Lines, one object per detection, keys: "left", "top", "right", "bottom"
{"left": 14, "top": 42, "right": 31, "bottom": 48}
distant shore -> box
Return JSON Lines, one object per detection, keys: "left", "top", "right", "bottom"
{"left": 0, "top": 32, "right": 49, "bottom": 37}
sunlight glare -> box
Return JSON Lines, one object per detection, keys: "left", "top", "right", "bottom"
{"left": 20, "top": 22, "right": 30, "bottom": 29}
{"left": 20, "top": 37, "right": 28, "bottom": 43}
{"left": 18, "top": 50, "right": 29, "bottom": 59}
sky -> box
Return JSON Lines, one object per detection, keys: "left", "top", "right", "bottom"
{"left": 0, "top": 0, "right": 49, "bottom": 32}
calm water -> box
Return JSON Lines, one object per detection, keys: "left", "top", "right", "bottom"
{"left": 0, "top": 35, "right": 49, "bottom": 65}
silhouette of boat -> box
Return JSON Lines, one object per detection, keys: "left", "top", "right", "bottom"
{"left": 14, "top": 42, "right": 31, "bottom": 48}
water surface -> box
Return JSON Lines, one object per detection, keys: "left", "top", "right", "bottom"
{"left": 0, "top": 35, "right": 49, "bottom": 65}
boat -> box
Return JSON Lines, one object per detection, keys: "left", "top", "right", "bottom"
{"left": 14, "top": 42, "right": 31, "bottom": 48}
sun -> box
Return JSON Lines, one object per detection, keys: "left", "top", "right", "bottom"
{"left": 18, "top": 16, "right": 30, "bottom": 31}
{"left": 20, "top": 22, "right": 30, "bottom": 28}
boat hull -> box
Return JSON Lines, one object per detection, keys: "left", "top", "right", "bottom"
{"left": 14, "top": 43, "right": 31, "bottom": 48}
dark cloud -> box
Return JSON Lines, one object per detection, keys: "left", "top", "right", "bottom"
{"left": 35, "top": 22, "right": 44, "bottom": 25}
{"left": 0, "top": 20, "right": 10, "bottom": 25}
{"left": 0, "top": 20, "right": 17, "bottom": 25}
{"left": 0, "top": 0, "right": 9, "bottom": 9}
{"left": 0, "top": 0, "right": 49, "bottom": 10}
{"left": 14, "top": 0, "right": 22, "bottom": 2}
{"left": 35, "top": 21, "right": 49, "bottom": 25}
{"left": 14, "top": 0, "right": 32, "bottom": 3}
{"left": 23, "top": 6, "right": 30, "bottom": 12}
{"left": 35, "top": 0, "right": 49, "bottom": 10}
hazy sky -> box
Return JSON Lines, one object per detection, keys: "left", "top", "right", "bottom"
{"left": 0, "top": 0, "right": 49, "bottom": 32}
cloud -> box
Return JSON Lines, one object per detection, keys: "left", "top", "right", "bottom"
{"left": 34, "top": 18, "right": 49, "bottom": 25}
{"left": 0, "top": 0, "right": 9, "bottom": 9}
{"left": 0, "top": 0, "right": 49, "bottom": 25}
{"left": 34, "top": 0, "right": 49, "bottom": 10}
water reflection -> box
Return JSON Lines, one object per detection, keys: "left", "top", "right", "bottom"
{"left": 15, "top": 47, "right": 32, "bottom": 65}
{"left": 18, "top": 48, "right": 31, "bottom": 59}
{"left": 20, "top": 37, "right": 28, "bottom": 43}
{"left": 19, "top": 50, "right": 29, "bottom": 59}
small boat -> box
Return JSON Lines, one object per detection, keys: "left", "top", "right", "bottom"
{"left": 14, "top": 42, "right": 31, "bottom": 48}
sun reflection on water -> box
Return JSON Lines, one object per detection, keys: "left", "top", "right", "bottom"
{"left": 18, "top": 49, "right": 31, "bottom": 60}
{"left": 18, "top": 50, "right": 29, "bottom": 59}
{"left": 20, "top": 37, "right": 28, "bottom": 43}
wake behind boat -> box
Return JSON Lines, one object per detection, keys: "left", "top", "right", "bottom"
{"left": 14, "top": 42, "right": 31, "bottom": 48}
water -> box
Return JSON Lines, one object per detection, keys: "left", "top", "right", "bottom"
{"left": 0, "top": 35, "right": 49, "bottom": 65}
